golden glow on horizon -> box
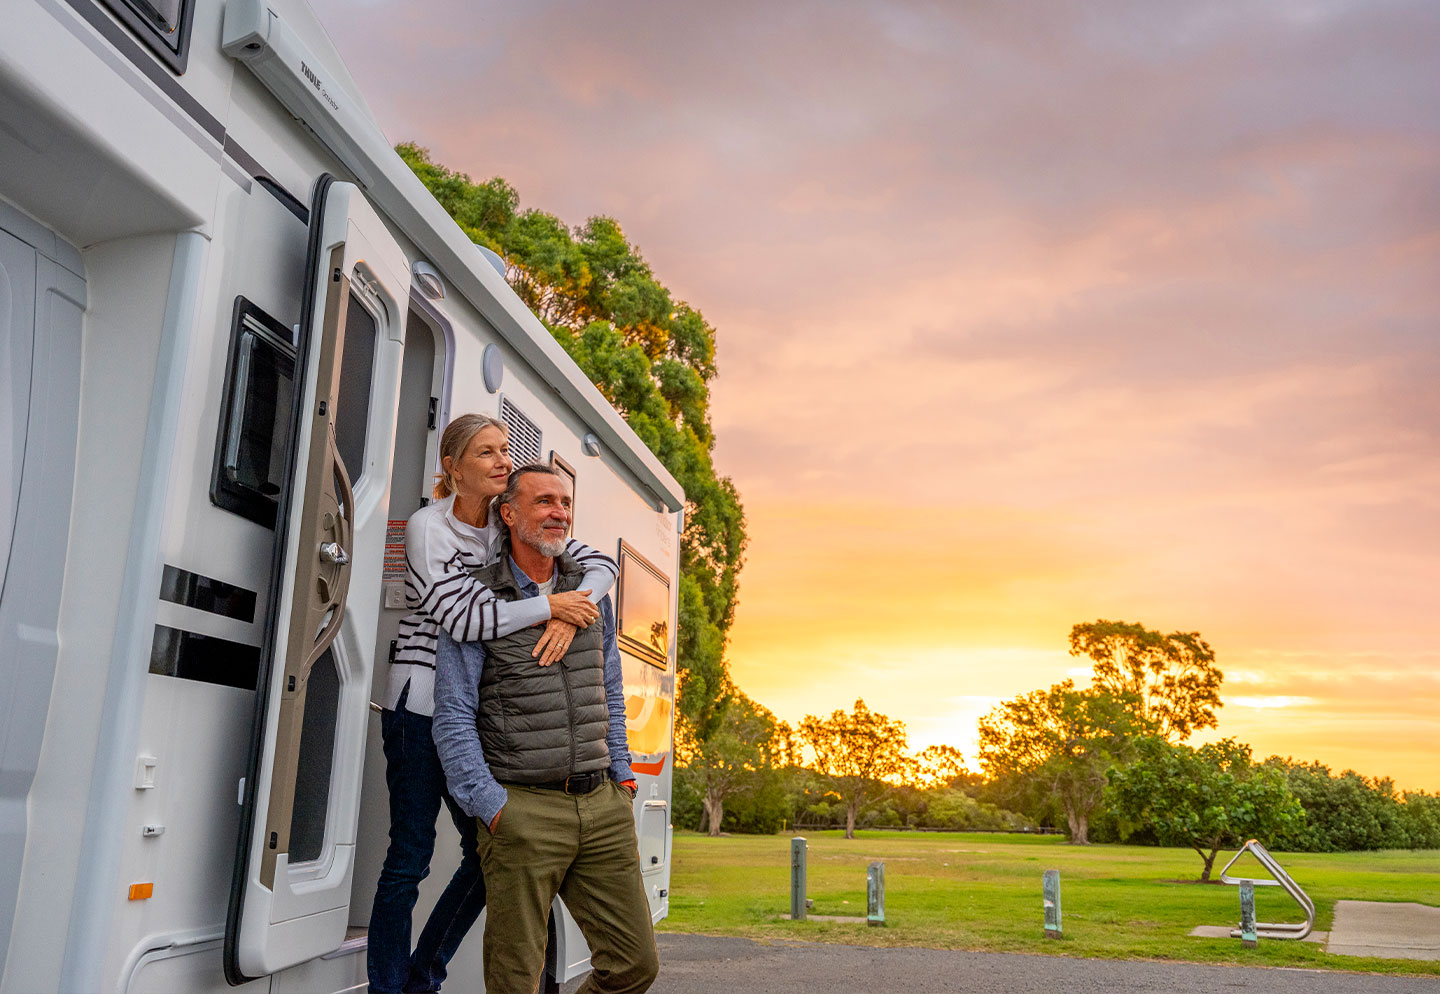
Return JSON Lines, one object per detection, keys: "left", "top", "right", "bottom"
{"left": 726, "top": 497, "right": 1440, "bottom": 792}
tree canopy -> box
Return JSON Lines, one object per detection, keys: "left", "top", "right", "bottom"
{"left": 676, "top": 690, "right": 788, "bottom": 836}
{"left": 978, "top": 681, "right": 1155, "bottom": 844}
{"left": 1069, "top": 619, "right": 1223, "bottom": 742}
{"left": 1264, "top": 759, "right": 1440, "bottom": 852}
{"left": 398, "top": 142, "right": 746, "bottom": 737}
{"left": 1106, "top": 737, "right": 1304, "bottom": 880}
{"left": 798, "top": 699, "right": 914, "bottom": 839}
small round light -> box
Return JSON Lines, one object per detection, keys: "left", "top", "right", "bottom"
{"left": 581, "top": 433, "right": 601, "bottom": 457}
{"left": 483, "top": 344, "right": 504, "bottom": 393}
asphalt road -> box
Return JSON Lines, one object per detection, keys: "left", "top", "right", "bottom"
{"left": 560, "top": 933, "right": 1440, "bottom": 994}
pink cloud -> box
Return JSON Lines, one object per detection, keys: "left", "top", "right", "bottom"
{"left": 310, "top": 0, "right": 1440, "bottom": 787}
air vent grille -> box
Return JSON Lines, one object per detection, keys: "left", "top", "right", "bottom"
{"left": 500, "top": 396, "right": 542, "bottom": 467}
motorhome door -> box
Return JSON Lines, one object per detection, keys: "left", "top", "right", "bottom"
{"left": 226, "top": 178, "right": 409, "bottom": 983}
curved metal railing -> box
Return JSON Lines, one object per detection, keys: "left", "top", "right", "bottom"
{"left": 1219, "top": 839, "right": 1316, "bottom": 940}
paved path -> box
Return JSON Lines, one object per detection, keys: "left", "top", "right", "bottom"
{"left": 566, "top": 933, "right": 1440, "bottom": 994}
{"left": 1190, "top": 899, "right": 1440, "bottom": 961}
{"left": 1330, "top": 901, "right": 1440, "bottom": 961}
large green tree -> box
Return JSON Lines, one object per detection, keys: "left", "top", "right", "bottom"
{"left": 398, "top": 143, "right": 746, "bottom": 737}
{"left": 1106, "top": 737, "right": 1304, "bottom": 880}
{"left": 1069, "top": 620, "right": 1223, "bottom": 742}
{"left": 676, "top": 690, "right": 787, "bottom": 836}
{"left": 799, "top": 700, "right": 914, "bottom": 840}
{"left": 978, "top": 681, "right": 1154, "bottom": 844}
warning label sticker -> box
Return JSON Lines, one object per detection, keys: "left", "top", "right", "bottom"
{"left": 383, "top": 519, "right": 408, "bottom": 581}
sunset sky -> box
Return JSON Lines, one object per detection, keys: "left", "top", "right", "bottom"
{"left": 310, "top": 0, "right": 1440, "bottom": 790}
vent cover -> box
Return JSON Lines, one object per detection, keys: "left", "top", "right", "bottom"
{"left": 500, "top": 396, "right": 542, "bottom": 467}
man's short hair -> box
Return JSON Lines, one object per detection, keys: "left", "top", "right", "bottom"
{"left": 495, "top": 463, "right": 562, "bottom": 516}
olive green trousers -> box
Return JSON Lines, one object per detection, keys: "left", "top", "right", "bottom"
{"left": 478, "top": 781, "right": 658, "bottom": 994}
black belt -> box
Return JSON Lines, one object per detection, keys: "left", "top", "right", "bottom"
{"left": 520, "top": 771, "right": 607, "bottom": 795}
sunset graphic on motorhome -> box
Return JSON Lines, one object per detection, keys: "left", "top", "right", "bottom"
{"left": 312, "top": 0, "right": 1440, "bottom": 790}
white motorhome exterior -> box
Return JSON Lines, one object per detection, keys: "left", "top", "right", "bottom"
{"left": 0, "top": 1, "right": 682, "bottom": 991}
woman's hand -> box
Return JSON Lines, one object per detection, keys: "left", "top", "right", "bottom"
{"left": 547, "top": 590, "right": 599, "bottom": 627}
{"left": 533, "top": 619, "right": 579, "bottom": 666}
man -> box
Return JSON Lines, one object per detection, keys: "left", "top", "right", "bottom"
{"left": 432, "top": 464, "right": 659, "bottom": 994}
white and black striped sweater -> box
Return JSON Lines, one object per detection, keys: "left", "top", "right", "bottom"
{"left": 380, "top": 494, "right": 618, "bottom": 717}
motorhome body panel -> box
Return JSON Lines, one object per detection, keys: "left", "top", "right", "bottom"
{"left": 0, "top": 206, "right": 86, "bottom": 988}
{"left": 0, "top": 0, "right": 682, "bottom": 990}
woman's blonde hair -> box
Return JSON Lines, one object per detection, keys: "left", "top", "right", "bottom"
{"left": 433, "top": 412, "right": 509, "bottom": 499}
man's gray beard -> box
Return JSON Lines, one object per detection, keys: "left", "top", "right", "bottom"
{"left": 516, "top": 519, "right": 568, "bottom": 559}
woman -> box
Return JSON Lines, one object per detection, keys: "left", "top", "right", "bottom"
{"left": 367, "top": 412, "right": 617, "bottom": 994}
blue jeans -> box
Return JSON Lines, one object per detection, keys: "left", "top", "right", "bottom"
{"left": 368, "top": 687, "right": 487, "bottom": 993}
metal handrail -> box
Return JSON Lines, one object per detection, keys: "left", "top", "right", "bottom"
{"left": 1218, "top": 839, "right": 1315, "bottom": 940}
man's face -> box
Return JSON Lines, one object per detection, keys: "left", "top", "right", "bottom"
{"left": 502, "top": 471, "right": 573, "bottom": 558}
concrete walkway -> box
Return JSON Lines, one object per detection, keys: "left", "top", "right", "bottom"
{"left": 1328, "top": 901, "right": 1440, "bottom": 961}
{"left": 1189, "top": 899, "right": 1440, "bottom": 961}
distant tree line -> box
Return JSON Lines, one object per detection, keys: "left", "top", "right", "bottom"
{"left": 673, "top": 694, "right": 1035, "bottom": 838}
{"left": 675, "top": 621, "right": 1438, "bottom": 883}
{"left": 976, "top": 620, "right": 1440, "bottom": 876}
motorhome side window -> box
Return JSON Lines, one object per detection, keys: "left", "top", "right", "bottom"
{"left": 95, "top": 0, "right": 197, "bottom": 73}
{"left": 211, "top": 298, "right": 297, "bottom": 529}
{"left": 617, "top": 542, "right": 671, "bottom": 669}
{"left": 550, "top": 452, "right": 576, "bottom": 537}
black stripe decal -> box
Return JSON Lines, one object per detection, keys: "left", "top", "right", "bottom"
{"left": 159, "top": 564, "right": 258, "bottom": 623}
{"left": 149, "top": 624, "right": 261, "bottom": 691}
{"left": 58, "top": 0, "right": 222, "bottom": 141}
{"left": 226, "top": 138, "right": 310, "bottom": 224}
{"left": 55, "top": 0, "right": 309, "bottom": 222}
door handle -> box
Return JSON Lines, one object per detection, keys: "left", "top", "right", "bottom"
{"left": 319, "top": 541, "right": 350, "bottom": 565}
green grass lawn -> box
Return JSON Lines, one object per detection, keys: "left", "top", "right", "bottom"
{"left": 659, "top": 830, "right": 1440, "bottom": 977}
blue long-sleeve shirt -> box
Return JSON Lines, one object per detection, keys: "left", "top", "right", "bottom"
{"left": 433, "top": 557, "right": 634, "bottom": 824}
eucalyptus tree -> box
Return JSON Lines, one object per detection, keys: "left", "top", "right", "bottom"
{"left": 398, "top": 143, "right": 747, "bottom": 736}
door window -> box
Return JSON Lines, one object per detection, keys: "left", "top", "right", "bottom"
{"left": 334, "top": 294, "right": 377, "bottom": 482}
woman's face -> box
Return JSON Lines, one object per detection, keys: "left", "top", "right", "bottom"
{"left": 445, "top": 425, "right": 513, "bottom": 499}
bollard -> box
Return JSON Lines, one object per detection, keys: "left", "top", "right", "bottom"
{"left": 790, "top": 837, "right": 807, "bottom": 921}
{"left": 867, "top": 861, "right": 886, "bottom": 927}
{"left": 1238, "top": 879, "right": 1258, "bottom": 948}
{"left": 1043, "top": 869, "right": 1062, "bottom": 939}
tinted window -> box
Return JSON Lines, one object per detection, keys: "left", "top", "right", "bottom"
{"left": 211, "top": 298, "right": 296, "bottom": 529}
{"left": 334, "top": 293, "right": 376, "bottom": 481}
{"left": 550, "top": 453, "right": 576, "bottom": 537}
{"left": 289, "top": 649, "right": 340, "bottom": 862}
{"left": 617, "top": 543, "right": 670, "bottom": 669}
{"left": 95, "top": 0, "right": 197, "bottom": 72}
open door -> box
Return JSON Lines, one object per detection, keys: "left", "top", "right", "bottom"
{"left": 226, "top": 177, "right": 410, "bottom": 983}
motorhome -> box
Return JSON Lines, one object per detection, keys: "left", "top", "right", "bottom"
{"left": 0, "top": 0, "right": 682, "bottom": 990}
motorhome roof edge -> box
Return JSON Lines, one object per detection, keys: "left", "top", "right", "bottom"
{"left": 224, "top": 1, "right": 685, "bottom": 511}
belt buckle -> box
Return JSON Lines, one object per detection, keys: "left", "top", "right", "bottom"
{"left": 564, "top": 773, "right": 595, "bottom": 795}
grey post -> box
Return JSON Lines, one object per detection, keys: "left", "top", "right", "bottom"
{"left": 1043, "top": 869, "right": 1062, "bottom": 939}
{"left": 1239, "top": 879, "right": 1258, "bottom": 948}
{"left": 790, "top": 837, "right": 807, "bottom": 921}
{"left": 867, "top": 861, "right": 886, "bottom": 927}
